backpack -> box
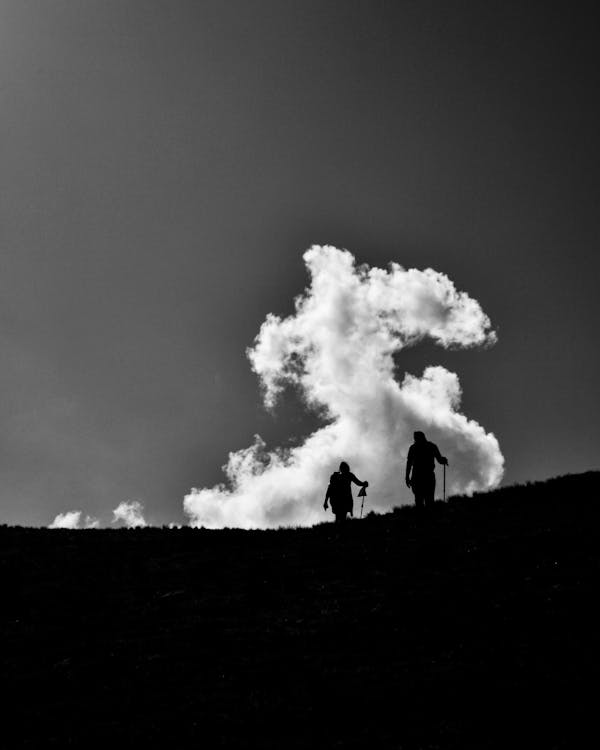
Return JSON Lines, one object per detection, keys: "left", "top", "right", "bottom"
{"left": 327, "top": 472, "right": 344, "bottom": 506}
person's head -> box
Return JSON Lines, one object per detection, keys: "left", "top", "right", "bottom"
{"left": 414, "top": 431, "right": 426, "bottom": 444}
{"left": 339, "top": 461, "right": 350, "bottom": 474}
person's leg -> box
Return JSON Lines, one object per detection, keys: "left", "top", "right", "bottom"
{"left": 424, "top": 474, "right": 436, "bottom": 509}
{"left": 413, "top": 486, "right": 424, "bottom": 511}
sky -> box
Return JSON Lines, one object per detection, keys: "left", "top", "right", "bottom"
{"left": 1, "top": 1, "right": 599, "bottom": 527}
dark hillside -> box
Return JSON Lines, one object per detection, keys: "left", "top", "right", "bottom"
{"left": 2, "top": 472, "right": 599, "bottom": 748}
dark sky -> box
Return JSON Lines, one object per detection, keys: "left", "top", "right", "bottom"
{"left": 1, "top": 0, "right": 599, "bottom": 526}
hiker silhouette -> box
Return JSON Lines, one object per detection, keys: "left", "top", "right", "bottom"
{"left": 405, "top": 431, "right": 448, "bottom": 510}
{"left": 324, "top": 462, "right": 368, "bottom": 523}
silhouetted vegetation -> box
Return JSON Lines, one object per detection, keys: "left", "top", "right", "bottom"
{"left": 2, "top": 472, "right": 599, "bottom": 747}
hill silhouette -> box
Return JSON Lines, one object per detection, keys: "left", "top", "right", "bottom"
{"left": 2, "top": 472, "right": 599, "bottom": 748}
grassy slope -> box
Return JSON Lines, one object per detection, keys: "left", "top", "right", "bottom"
{"left": 2, "top": 472, "right": 599, "bottom": 748}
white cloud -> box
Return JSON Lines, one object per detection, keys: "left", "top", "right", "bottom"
{"left": 184, "top": 245, "right": 504, "bottom": 529}
{"left": 112, "top": 500, "right": 147, "bottom": 528}
{"left": 49, "top": 510, "right": 82, "bottom": 529}
{"left": 48, "top": 511, "right": 101, "bottom": 529}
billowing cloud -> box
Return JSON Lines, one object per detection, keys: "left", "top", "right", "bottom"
{"left": 112, "top": 500, "right": 147, "bottom": 528}
{"left": 49, "top": 511, "right": 100, "bottom": 529}
{"left": 49, "top": 510, "right": 82, "bottom": 529}
{"left": 184, "top": 245, "right": 504, "bottom": 529}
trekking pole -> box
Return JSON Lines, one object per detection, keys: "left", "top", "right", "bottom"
{"left": 358, "top": 485, "right": 367, "bottom": 518}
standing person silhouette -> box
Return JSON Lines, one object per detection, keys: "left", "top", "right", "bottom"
{"left": 405, "top": 431, "right": 448, "bottom": 510}
{"left": 324, "top": 462, "right": 368, "bottom": 523}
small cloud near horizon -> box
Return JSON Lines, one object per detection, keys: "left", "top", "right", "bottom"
{"left": 49, "top": 511, "right": 100, "bottom": 529}
{"left": 49, "top": 500, "right": 147, "bottom": 529}
{"left": 112, "top": 500, "right": 147, "bottom": 528}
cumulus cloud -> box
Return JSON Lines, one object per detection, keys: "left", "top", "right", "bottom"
{"left": 184, "top": 245, "right": 504, "bottom": 529}
{"left": 112, "top": 500, "right": 147, "bottom": 528}
{"left": 49, "top": 510, "right": 83, "bottom": 529}
{"left": 48, "top": 511, "right": 100, "bottom": 529}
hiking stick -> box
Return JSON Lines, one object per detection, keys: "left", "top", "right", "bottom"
{"left": 358, "top": 485, "right": 367, "bottom": 518}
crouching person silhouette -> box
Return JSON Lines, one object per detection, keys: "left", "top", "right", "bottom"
{"left": 405, "top": 431, "right": 448, "bottom": 511}
{"left": 324, "top": 461, "right": 368, "bottom": 523}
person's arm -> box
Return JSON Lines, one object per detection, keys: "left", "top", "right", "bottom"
{"left": 323, "top": 485, "right": 330, "bottom": 510}
{"left": 349, "top": 473, "right": 368, "bottom": 488}
{"left": 405, "top": 446, "right": 413, "bottom": 487}
{"left": 433, "top": 444, "right": 448, "bottom": 465}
